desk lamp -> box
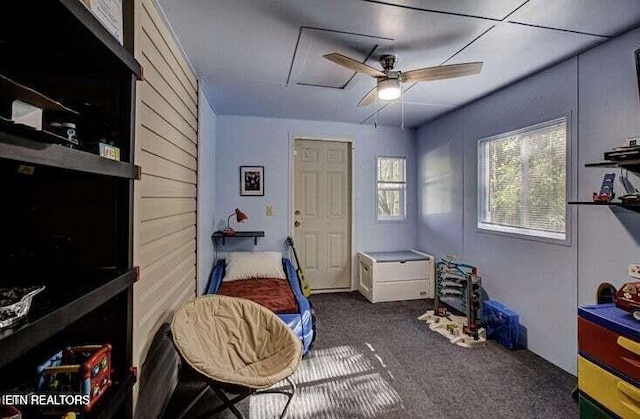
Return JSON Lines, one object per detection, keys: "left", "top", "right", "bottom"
{"left": 223, "top": 208, "right": 248, "bottom": 236}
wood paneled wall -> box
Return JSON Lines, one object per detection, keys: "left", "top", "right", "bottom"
{"left": 132, "top": 0, "right": 198, "bottom": 411}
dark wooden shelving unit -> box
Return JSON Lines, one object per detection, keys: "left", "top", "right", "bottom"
{"left": 0, "top": 269, "right": 136, "bottom": 368}
{"left": 1, "top": 1, "right": 140, "bottom": 417}
{"left": 57, "top": 0, "right": 142, "bottom": 79}
{"left": 92, "top": 372, "right": 137, "bottom": 419}
{"left": 0, "top": 130, "right": 138, "bottom": 179}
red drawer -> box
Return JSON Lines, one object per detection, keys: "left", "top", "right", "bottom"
{"left": 579, "top": 317, "right": 640, "bottom": 382}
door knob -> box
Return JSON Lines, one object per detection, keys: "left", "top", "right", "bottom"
{"left": 295, "top": 210, "right": 300, "bottom": 215}
{"left": 295, "top": 221, "right": 301, "bottom": 227}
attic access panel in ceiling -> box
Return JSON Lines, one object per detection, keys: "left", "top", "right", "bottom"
{"left": 289, "top": 27, "right": 393, "bottom": 89}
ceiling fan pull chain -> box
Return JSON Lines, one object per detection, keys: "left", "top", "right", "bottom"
{"left": 375, "top": 95, "right": 378, "bottom": 129}
{"left": 401, "top": 86, "right": 405, "bottom": 130}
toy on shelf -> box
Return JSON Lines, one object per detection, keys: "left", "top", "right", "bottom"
{"left": 615, "top": 282, "right": 640, "bottom": 321}
{"left": 0, "top": 286, "right": 45, "bottom": 330}
{"left": 418, "top": 255, "right": 486, "bottom": 348}
{"left": 37, "top": 344, "right": 112, "bottom": 412}
{"left": 592, "top": 173, "right": 615, "bottom": 203}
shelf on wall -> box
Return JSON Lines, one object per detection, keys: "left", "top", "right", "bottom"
{"left": 585, "top": 160, "right": 640, "bottom": 171}
{"left": 0, "top": 269, "right": 136, "bottom": 369}
{"left": 212, "top": 231, "right": 265, "bottom": 245}
{"left": 0, "top": 74, "right": 78, "bottom": 114}
{"left": 568, "top": 201, "right": 640, "bottom": 213}
{"left": 0, "top": 120, "right": 139, "bottom": 179}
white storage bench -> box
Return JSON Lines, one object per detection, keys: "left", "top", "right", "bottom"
{"left": 358, "top": 250, "right": 435, "bottom": 303}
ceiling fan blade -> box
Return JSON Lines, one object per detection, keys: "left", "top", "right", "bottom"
{"left": 358, "top": 86, "right": 378, "bottom": 107}
{"left": 323, "top": 53, "right": 385, "bottom": 78}
{"left": 402, "top": 62, "right": 483, "bottom": 83}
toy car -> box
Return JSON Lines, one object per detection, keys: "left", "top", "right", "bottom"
{"left": 615, "top": 282, "right": 640, "bottom": 321}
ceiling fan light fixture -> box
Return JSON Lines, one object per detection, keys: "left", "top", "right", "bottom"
{"left": 377, "top": 78, "right": 401, "bottom": 101}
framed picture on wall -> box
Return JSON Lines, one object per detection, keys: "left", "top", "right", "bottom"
{"left": 240, "top": 166, "right": 264, "bottom": 196}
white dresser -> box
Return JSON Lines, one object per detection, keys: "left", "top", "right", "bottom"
{"left": 358, "top": 250, "right": 435, "bottom": 303}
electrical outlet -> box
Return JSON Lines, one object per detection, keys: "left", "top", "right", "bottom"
{"left": 266, "top": 206, "right": 274, "bottom": 216}
{"left": 629, "top": 264, "right": 640, "bottom": 279}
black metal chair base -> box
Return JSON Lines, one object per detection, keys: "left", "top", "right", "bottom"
{"left": 176, "top": 376, "right": 296, "bottom": 419}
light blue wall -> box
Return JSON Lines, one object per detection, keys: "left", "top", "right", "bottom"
{"left": 197, "top": 89, "right": 217, "bottom": 294}
{"left": 214, "top": 115, "right": 418, "bottom": 286}
{"left": 417, "top": 27, "right": 640, "bottom": 375}
{"left": 418, "top": 58, "right": 579, "bottom": 374}
{"left": 577, "top": 29, "right": 640, "bottom": 305}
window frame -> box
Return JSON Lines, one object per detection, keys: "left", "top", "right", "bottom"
{"left": 376, "top": 155, "right": 407, "bottom": 222}
{"left": 477, "top": 116, "right": 571, "bottom": 245}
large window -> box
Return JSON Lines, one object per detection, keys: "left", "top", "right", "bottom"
{"left": 478, "top": 118, "right": 567, "bottom": 240}
{"left": 377, "top": 156, "right": 406, "bottom": 221}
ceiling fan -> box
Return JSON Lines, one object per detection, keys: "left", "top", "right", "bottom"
{"left": 323, "top": 53, "right": 483, "bottom": 107}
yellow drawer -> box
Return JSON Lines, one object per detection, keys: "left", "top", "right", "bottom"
{"left": 579, "top": 356, "right": 640, "bottom": 418}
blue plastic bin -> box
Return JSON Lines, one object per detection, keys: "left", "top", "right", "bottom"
{"left": 483, "top": 300, "right": 520, "bottom": 350}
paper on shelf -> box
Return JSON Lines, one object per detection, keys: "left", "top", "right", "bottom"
{"left": 12, "top": 100, "right": 42, "bottom": 130}
{"left": 79, "top": 0, "right": 123, "bottom": 45}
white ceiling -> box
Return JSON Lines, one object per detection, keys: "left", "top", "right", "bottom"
{"left": 157, "top": 0, "right": 640, "bottom": 128}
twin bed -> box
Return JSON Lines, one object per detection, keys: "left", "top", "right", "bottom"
{"left": 205, "top": 251, "right": 315, "bottom": 354}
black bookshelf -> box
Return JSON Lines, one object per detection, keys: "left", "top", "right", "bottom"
{"left": 92, "top": 372, "right": 137, "bottom": 419}
{"left": 0, "top": 269, "right": 136, "bottom": 369}
{"left": 0, "top": 127, "right": 138, "bottom": 179}
{"left": 57, "top": 0, "right": 142, "bottom": 79}
{"left": 0, "top": 1, "right": 139, "bottom": 417}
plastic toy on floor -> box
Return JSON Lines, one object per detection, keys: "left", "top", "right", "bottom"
{"left": 418, "top": 307, "right": 487, "bottom": 348}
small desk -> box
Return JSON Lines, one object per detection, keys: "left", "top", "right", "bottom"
{"left": 212, "top": 231, "right": 264, "bottom": 245}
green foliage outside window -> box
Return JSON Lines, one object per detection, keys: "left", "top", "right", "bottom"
{"left": 481, "top": 119, "right": 566, "bottom": 238}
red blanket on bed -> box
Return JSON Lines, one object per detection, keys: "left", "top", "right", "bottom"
{"left": 217, "top": 278, "right": 298, "bottom": 314}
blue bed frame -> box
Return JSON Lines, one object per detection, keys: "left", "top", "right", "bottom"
{"left": 206, "top": 258, "right": 315, "bottom": 355}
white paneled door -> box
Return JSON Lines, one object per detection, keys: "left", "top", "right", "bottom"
{"left": 294, "top": 139, "right": 352, "bottom": 290}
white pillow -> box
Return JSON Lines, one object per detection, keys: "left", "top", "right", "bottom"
{"left": 224, "top": 251, "right": 286, "bottom": 281}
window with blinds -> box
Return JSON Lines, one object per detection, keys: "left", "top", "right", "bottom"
{"left": 377, "top": 156, "right": 406, "bottom": 221}
{"left": 478, "top": 117, "right": 567, "bottom": 240}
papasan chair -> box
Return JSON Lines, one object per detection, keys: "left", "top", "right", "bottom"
{"left": 171, "top": 295, "right": 302, "bottom": 419}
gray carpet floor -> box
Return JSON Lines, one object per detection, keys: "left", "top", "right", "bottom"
{"left": 164, "top": 292, "right": 578, "bottom": 419}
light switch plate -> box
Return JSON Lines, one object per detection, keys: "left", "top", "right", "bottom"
{"left": 629, "top": 264, "right": 640, "bottom": 279}
{"left": 266, "top": 206, "right": 273, "bottom": 216}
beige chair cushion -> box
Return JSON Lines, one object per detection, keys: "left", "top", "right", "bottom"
{"left": 171, "top": 295, "right": 302, "bottom": 389}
